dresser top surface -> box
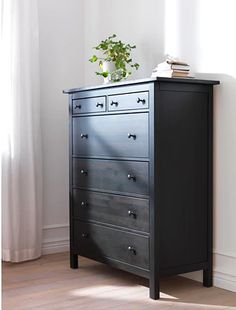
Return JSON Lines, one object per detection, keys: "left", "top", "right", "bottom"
{"left": 63, "top": 77, "right": 220, "bottom": 94}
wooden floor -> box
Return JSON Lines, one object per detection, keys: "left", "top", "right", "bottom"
{"left": 2, "top": 252, "right": 236, "bottom": 310}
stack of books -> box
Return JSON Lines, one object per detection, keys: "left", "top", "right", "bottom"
{"left": 151, "top": 57, "right": 194, "bottom": 78}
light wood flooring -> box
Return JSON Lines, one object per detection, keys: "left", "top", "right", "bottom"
{"left": 2, "top": 252, "right": 236, "bottom": 310}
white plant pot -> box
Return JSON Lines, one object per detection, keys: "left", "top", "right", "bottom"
{"left": 102, "top": 61, "right": 116, "bottom": 84}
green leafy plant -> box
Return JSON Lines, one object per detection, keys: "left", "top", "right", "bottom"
{"left": 89, "top": 34, "right": 140, "bottom": 82}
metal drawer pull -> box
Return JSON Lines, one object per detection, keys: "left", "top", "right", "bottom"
{"left": 111, "top": 101, "right": 118, "bottom": 106}
{"left": 80, "top": 134, "right": 88, "bottom": 139}
{"left": 128, "top": 210, "right": 136, "bottom": 218}
{"left": 81, "top": 233, "right": 89, "bottom": 238}
{"left": 128, "top": 133, "right": 136, "bottom": 140}
{"left": 74, "top": 104, "right": 81, "bottom": 109}
{"left": 80, "top": 169, "right": 88, "bottom": 175}
{"left": 81, "top": 201, "right": 88, "bottom": 207}
{"left": 137, "top": 97, "right": 146, "bottom": 104}
{"left": 127, "top": 174, "right": 136, "bottom": 181}
{"left": 96, "top": 103, "right": 104, "bottom": 108}
{"left": 128, "top": 246, "right": 136, "bottom": 255}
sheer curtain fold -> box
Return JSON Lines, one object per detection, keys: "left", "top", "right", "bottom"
{"left": 1, "top": 0, "right": 42, "bottom": 262}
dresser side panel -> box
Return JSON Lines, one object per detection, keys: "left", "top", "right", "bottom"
{"left": 157, "top": 83, "right": 209, "bottom": 270}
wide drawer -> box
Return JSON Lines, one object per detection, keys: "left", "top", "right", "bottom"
{"left": 72, "top": 113, "right": 148, "bottom": 158}
{"left": 73, "top": 189, "right": 149, "bottom": 232}
{"left": 72, "top": 96, "right": 106, "bottom": 114}
{"left": 74, "top": 221, "right": 149, "bottom": 270}
{"left": 108, "top": 92, "right": 149, "bottom": 111}
{"left": 72, "top": 158, "right": 149, "bottom": 196}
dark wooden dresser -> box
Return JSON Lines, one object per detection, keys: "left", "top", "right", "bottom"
{"left": 63, "top": 77, "right": 219, "bottom": 299}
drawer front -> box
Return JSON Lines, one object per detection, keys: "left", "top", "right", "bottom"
{"left": 72, "top": 96, "right": 106, "bottom": 114}
{"left": 73, "top": 189, "right": 149, "bottom": 232}
{"left": 108, "top": 92, "right": 149, "bottom": 111}
{"left": 75, "top": 221, "right": 149, "bottom": 270}
{"left": 73, "top": 158, "right": 149, "bottom": 196}
{"left": 73, "top": 113, "right": 148, "bottom": 158}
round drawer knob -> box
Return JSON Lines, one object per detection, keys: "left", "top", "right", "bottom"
{"left": 80, "top": 133, "right": 88, "bottom": 139}
{"left": 75, "top": 104, "right": 81, "bottom": 109}
{"left": 128, "top": 210, "right": 136, "bottom": 218}
{"left": 128, "top": 133, "right": 136, "bottom": 140}
{"left": 128, "top": 246, "right": 136, "bottom": 255}
{"left": 111, "top": 101, "right": 118, "bottom": 106}
{"left": 80, "top": 169, "right": 88, "bottom": 175}
{"left": 137, "top": 97, "right": 146, "bottom": 104}
{"left": 80, "top": 134, "right": 88, "bottom": 139}
{"left": 81, "top": 233, "right": 89, "bottom": 238}
{"left": 127, "top": 174, "right": 136, "bottom": 181}
{"left": 81, "top": 201, "right": 88, "bottom": 207}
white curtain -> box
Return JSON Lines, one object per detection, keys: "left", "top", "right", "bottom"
{"left": 0, "top": 0, "right": 42, "bottom": 262}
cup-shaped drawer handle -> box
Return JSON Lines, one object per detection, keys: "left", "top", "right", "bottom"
{"left": 80, "top": 134, "right": 88, "bottom": 139}
{"left": 110, "top": 101, "right": 118, "bottom": 106}
{"left": 81, "top": 201, "right": 88, "bottom": 207}
{"left": 80, "top": 169, "right": 88, "bottom": 175}
{"left": 74, "top": 104, "right": 81, "bottom": 109}
{"left": 127, "top": 174, "right": 136, "bottom": 181}
{"left": 128, "top": 210, "right": 136, "bottom": 218}
{"left": 137, "top": 97, "right": 146, "bottom": 104}
{"left": 81, "top": 233, "right": 89, "bottom": 239}
{"left": 128, "top": 133, "right": 136, "bottom": 140}
{"left": 128, "top": 246, "right": 136, "bottom": 255}
{"left": 96, "top": 103, "right": 104, "bottom": 108}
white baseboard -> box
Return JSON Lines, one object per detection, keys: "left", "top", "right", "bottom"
{"left": 182, "top": 270, "right": 236, "bottom": 293}
{"left": 214, "top": 270, "right": 236, "bottom": 292}
{"left": 42, "top": 225, "right": 236, "bottom": 292}
{"left": 42, "top": 238, "right": 69, "bottom": 255}
{"left": 182, "top": 251, "right": 236, "bottom": 293}
{"left": 42, "top": 223, "right": 69, "bottom": 255}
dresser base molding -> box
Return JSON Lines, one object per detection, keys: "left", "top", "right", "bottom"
{"left": 70, "top": 252, "right": 212, "bottom": 297}
{"left": 70, "top": 252, "right": 149, "bottom": 279}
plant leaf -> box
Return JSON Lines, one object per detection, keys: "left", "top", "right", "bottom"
{"left": 95, "top": 71, "right": 109, "bottom": 77}
{"left": 89, "top": 55, "right": 98, "bottom": 62}
{"left": 90, "top": 34, "right": 139, "bottom": 81}
{"left": 96, "top": 71, "right": 109, "bottom": 78}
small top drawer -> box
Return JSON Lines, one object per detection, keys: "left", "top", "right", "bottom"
{"left": 108, "top": 92, "right": 148, "bottom": 111}
{"left": 72, "top": 96, "right": 106, "bottom": 114}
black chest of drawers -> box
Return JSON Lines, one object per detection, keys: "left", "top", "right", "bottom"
{"left": 64, "top": 77, "right": 219, "bottom": 299}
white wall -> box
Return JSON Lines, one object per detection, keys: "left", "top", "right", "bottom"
{"left": 38, "top": 0, "right": 84, "bottom": 253}
{"left": 38, "top": 0, "right": 236, "bottom": 292}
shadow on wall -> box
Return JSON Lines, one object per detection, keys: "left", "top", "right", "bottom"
{"left": 164, "top": 0, "right": 236, "bottom": 264}
{"left": 196, "top": 73, "right": 236, "bottom": 257}
{"left": 182, "top": 73, "right": 236, "bottom": 284}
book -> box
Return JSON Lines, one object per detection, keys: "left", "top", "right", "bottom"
{"left": 157, "top": 62, "right": 190, "bottom": 71}
{"left": 151, "top": 70, "right": 194, "bottom": 78}
{"left": 165, "top": 55, "right": 189, "bottom": 65}
{"left": 151, "top": 56, "right": 194, "bottom": 79}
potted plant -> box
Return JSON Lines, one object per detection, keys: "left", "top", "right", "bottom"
{"left": 89, "top": 34, "right": 140, "bottom": 84}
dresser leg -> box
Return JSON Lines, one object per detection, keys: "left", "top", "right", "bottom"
{"left": 149, "top": 280, "right": 160, "bottom": 299}
{"left": 203, "top": 268, "right": 212, "bottom": 287}
{"left": 70, "top": 253, "right": 78, "bottom": 269}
